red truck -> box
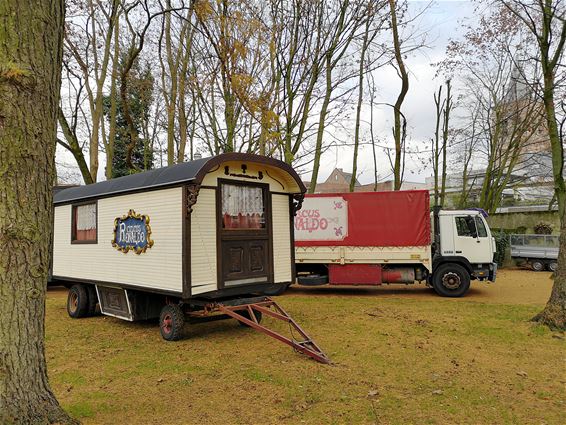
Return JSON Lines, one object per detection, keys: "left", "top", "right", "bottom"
{"left": 292, "top": 191, "right": 497, "bottom": 297}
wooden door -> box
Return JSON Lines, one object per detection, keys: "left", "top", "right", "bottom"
{"left": 218, "top": 180, "right": 272, "bottom": 288}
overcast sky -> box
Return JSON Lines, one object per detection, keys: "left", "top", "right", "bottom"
{"left": 315, "top": 0, "right": 479, "bottom": 185}
{"left": 56, "top": 0, "right": 479, "bottom": 186}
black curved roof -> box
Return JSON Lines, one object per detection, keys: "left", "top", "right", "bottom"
{"left": 54, "top": 153, "right": 306, "bottom": 205}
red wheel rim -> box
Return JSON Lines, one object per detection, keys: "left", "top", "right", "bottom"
{"left": 162, "top": 314, "right": 173, "bottom": 335}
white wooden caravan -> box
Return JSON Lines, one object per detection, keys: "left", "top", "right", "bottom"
{"left": 52, "top": 153, "right": 315, "bottom": 346}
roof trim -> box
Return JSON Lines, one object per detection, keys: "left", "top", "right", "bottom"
{"left": 54, "top": 153, "right": 306, "bottom": 205}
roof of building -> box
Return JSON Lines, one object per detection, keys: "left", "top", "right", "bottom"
{"left": 54, "top": 153, "right": 306, "bottom": 205}
{"left": 328, "top": 168, "right": 360, "bottom": 186}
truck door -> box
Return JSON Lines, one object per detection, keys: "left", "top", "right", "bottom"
{"left": 453, "top": 215, "right": 491, "bottom": 264}
{"left": 218, "top": 180, "right": 272, "bottom": 288}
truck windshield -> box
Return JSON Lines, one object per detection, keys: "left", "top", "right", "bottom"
{"left": 474, "top": 216, "right": 488, "bottom": 237}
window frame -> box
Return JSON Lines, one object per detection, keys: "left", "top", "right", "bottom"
{"left": 474, "top": 216, "right": 488, "bottom": 238}
{"left": 71, "top": 200, "right": 98, "bottom": 244}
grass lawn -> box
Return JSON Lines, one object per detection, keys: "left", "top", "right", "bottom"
{"left": 46, "top": 269, "right": 565, "bottom": 424}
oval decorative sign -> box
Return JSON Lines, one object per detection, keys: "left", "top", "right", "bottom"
{"left": 111, "top": 210, "right": 154, "bottom": 254}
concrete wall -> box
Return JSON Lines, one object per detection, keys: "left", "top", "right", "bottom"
{"left": 487, "top": 210, "right": 560, "bottom": 234}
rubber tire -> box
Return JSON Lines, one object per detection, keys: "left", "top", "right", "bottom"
{"left": 531, "top": 260, "right": 545, "bottom": 272}
{"left": 159, "top": 304, "right": 185, "bottom": 341}
{"left": 262, "top": 284, "right": 289, "bottom": 296}
{"left": 432, "top": 263, "right": 471, "bottom": 298}
{"left": 87, "top": 285, "right": 98, "bottom": 316}
{"left": 547, "top": 261, "right": 558, "bottom": 272}
{"left": 67, "top": 284, "right": 90, "bottom": 318}
{"left": 238, "top": 309, "right": 263, "bottom": 327}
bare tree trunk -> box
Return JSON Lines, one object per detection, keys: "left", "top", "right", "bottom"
{"left": 388, "top": 0, "right": 409, "bottom": 191}
{"left": 58, "top": 108, "right": 94, "bottom": 185}
{"left": 439, "top": 80, "right": 452, "bottom": 206}
{"left": 432, "top": 85, "right": 443, "bottom": 206}
{"left": 350, "top": 13, "right": 372, "bottom": 193}
{"left": 532, "top": 206, "right": 566, "bottom": 329}
{"left": 309, "top": 56, "right": 333, "bottom": 194}
{"left": 368, "top": 72, "right": 378, "bottom": 191}
{"left": 0, "top": 1, "right": 78, "bottom": 423}
{"left": 107, "top": 15, "right": 120, "bottom": 179}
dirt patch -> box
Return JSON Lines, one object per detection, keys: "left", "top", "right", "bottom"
{"left": 45, "top": 270, "right": 564, "bottom": 424}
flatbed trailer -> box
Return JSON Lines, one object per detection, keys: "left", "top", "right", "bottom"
{"left": 509, "top": 234, "right": 559, "bottom": 272}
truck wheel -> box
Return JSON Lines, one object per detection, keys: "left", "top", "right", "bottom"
{"left": 531, "top": 260, "right": 544, "bottom": 272}
{"left": 238, "top": 309, "right": 262, "bottom": 327}
{"left": 547, "top": 261, "right": 558, "bottom": 272}
{"left": 432, "top": 263, "right": 471, "bottom": 298}
{"left": 159, "top": 304, "right": 185, "bottom": 341}
{"left": 87, "top": 285, "right": 98, "bottom": 316}
{"left": 67, "top": 284, "right": 90, "bottom": 318}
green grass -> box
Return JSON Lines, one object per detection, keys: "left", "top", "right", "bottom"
{"left": 45, "top": 272, "right": 565, "bottom": 425}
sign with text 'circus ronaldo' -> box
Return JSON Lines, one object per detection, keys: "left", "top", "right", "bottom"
{"left": 294, "top": 196, "right": 348, "bottom": 241}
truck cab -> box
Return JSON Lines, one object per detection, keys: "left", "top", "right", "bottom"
{"left": 431, "top": 209, "right": 497, "bottom": 296}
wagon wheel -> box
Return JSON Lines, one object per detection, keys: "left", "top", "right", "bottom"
{"left": 67, "top": 284, "right": 90, "bottom": 318}
{"left": 159, "top": 304, "right": 185, "bottom": 341}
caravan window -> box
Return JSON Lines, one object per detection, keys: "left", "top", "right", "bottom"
{"left": 221, "top": 183, "right": 265, "bottom": 230}
{"left": 72, "top": 202, "right": 97, "bottom": 243}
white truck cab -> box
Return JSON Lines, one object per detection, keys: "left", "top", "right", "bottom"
{"left": 438, "top": 210, "right": 496, "bottom": 264}
{"left": 431, "top": 208, "right": 497, "bottom": 295}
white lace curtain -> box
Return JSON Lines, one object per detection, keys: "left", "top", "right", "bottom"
{"left": 74, "top": 203, "right": 97, "bottom": 241}
{"left": 76, "top": 203, "right": 97, "bottom": 230}
{"left": 222, "top": 185, "right": 263, "bottom": 215}
{"left": 222, "top": 184, "right": 264, "bottom": 229}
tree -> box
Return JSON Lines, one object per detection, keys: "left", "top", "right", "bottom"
{"left": 388, "top": 0, "right": 409, "bottom": 191}
{"left": 104, "top": 58, "right": 155, "bottom": 177}
{"left": 431, "top": 81, "right": 452, "bottom": 207}
{"left": 0, "top": 1, "right": 78, "bottom": 423}
{"left": 499, "top": 0, "right": 566, "bottom": 329}
{"left": 440, "top": 5, "right": 545, "bottom": 213}
{"left": 350, "top": 1, "right": 385, "bottom": 192}
{"left": 61, "top": 0, "right": 121, "bottom": 183}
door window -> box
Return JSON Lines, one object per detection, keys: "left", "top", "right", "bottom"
{"left": 221, "top": 183, "right": 265, "bottom": 230}
{"left": 455, "top": 216, "right": 476, "bottom": 237}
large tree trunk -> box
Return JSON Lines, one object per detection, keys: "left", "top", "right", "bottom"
{"left": 0, "top": 1, "right": 78, "bottom": 424}
{"left": 532, "top": 206, "right": 566, "bottom": 330}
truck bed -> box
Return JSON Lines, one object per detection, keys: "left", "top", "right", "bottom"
{"left": 509, "top": 234, "right": 559, "bottom": 260}
{"left": 295, "top": 191, "right": 430, "bottom": 247}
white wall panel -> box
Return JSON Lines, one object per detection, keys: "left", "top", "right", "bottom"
{"left": 190, "top": 188, "right": 218, "bottom": 289}
{"left": 272, "top": 194, "right": 292, "bottom": 282}
{"left": 53, "top": 187, "right": 183, "bottom": 292}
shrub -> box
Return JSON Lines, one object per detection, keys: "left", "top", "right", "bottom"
{"left": 494, "top": 230, "right": 509, "bottom": 266}
{"left": 534, "top": 222, "right": 553, "bottom": 235}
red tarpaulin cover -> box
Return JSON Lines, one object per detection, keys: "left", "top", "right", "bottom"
{"left": 294, "top": 190, "right": 430, "bottom": 247}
